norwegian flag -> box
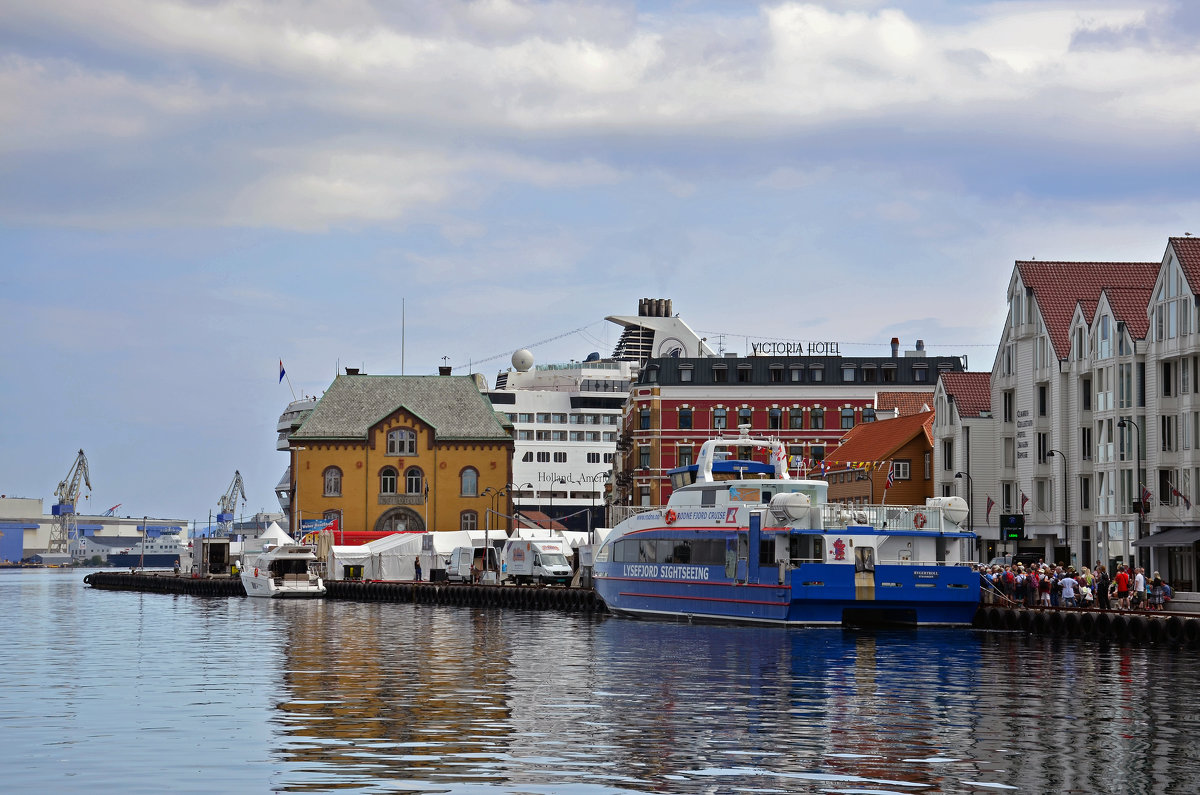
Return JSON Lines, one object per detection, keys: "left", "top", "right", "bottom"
{"left": 885, "top": 463, "right": 895, "bottom": 490}
{"left": 986, "top": 495, "right": 995, "bottom": 524}
{"left": 1020, "top": 491, "right": 1029, "bottom": 513}
{"left": 1139, "top": 484, "right": 1152, "bottom": 513}
{"left": 1171, "top": 484, "right": 1191, "bottom": 510}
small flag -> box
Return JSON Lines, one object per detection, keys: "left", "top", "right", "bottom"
{"left": 986, "top": 495, "right": 995, "bottom": 524}
{"left": 1170, "top": 484, "right": 1191, "bottom": 510}
{"left": 885, "top": 463, "right": 895, "bottom": 490}
{"left": 279, "top": 360, "right": 286, "bottom": 384}
{"left": 1020, "top": 491, "right": 1029, "bottom": 513}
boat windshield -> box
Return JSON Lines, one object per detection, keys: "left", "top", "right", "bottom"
{"left": 273, "top": 559, "right": 312, "bottom": 575}
{"left": 540, "top": 553, "right": 569, "bottom": 568}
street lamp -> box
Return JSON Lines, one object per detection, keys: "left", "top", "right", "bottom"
{"left": 481, "top": 486, "right": 509, "bottom": 580}
{"left": 1045, "top": 450, "right": 1067, "bottom": 562}
{"left": 583, "top": 472, "right": 607, "bottom": 546}
{"left": 953, "top": 471, "right": 974, "bottom": 539}
{"left": 1117, "top": 418, "right": 1143, "bottom": 568}
{"left": 547, "top": 478, "right": 566, "bottom": 531}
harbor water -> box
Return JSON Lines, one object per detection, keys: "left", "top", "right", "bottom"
{"left": 3, "top": 568, "right": 1198, "bottom": 794}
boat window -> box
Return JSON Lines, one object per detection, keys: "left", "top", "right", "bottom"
{"left": 759, "top": 535, "right": 775, "bottom": 566}
{"left": 655, "top": 539, "right": 675, "bottom": 562}
{"left": 701, "top": 488, "right": 717, "bottom": 507}
{"left": 671, "top": 541, "right": 691, "bottom": 564}
{"left": 639, "top": 540, "right": 657, "bottom": 563}
{"left": 691, "top": 539, "right": 724, "bottom": 565}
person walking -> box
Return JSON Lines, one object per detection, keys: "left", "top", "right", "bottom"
{"left": 1060, "top": 571, "right": 1080, "bottom": 608}
{"left": 1114, "top": 565, "right": 1130, "bottom": 609}
{"left": 1095, "top": 565, "right": 1111, "bottom": 610}
{"left": 1148, "top": 571, "right": 1166, "bottom": 610}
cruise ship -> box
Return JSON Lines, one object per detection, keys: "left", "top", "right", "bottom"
{"left": 486, "top": 299, "right": 713, "bottom": 531}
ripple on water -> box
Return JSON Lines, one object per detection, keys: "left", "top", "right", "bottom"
{"left": 3, "top": 571, "right": 1198, "bottom": 793}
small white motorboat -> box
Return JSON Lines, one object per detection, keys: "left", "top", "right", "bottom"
{"left": 241, "top": 543, "right": 326, "bottom": 598}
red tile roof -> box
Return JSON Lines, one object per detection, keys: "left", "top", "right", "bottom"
{"left": 939, "top": 372, "right": 991, "bottom": 418}
{"left": 876, "top": 391, "right": 933, "bottom": 417}
{"left": 1173, "top": 237, "right": 1200, "bottom": 292}
{"left": 826, "top": 410, "right": 934, "bottom": 465}
{"left": 1015, "top": 261, "right": 1159, "bottom": 359}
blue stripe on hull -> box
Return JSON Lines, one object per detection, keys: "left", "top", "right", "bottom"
{"left": 594, "top": 562, "right": 980, "bottom": 627}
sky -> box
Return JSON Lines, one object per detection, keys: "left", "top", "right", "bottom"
{"left": 2, "top": 0, "right": 1198, "bottom": 526}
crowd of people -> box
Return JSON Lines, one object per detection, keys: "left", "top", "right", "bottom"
{"left": 975, "top": 561, "right": 1173, "bottom": 610}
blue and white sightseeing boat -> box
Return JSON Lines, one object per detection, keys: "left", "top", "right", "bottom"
{"left": 594, "top": 430, "right": 979, "bottom": 626}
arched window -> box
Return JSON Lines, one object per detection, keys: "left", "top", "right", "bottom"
{"left": 406, "top": 467, "right": 424, "bottom": 496}
{"left": 380, "top": 467, "right": 398, "bottom": 495}
{"left": 810, "top": 408, "right": 824, "bottom": 430}
{"left": 460, "top": 467, "right": 478, "bottom": 497}
{"left": 840, "top": 408, "right": 855, "bottom": 429}
{"left": 460, "top": 511, "right": 478, "bottom": 531}
{"left": 738, "top": 407, "right": 752, "bottom": 426}
{"left": 713, "top": 408, "right": 727, "bottom": 429}
{"left": 387, "top": 428, "right": 417, "bottom": 456}
{"left": 323, "top": 467, "right": 342, "bottom": 497}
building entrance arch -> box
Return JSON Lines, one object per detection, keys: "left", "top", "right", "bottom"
{"left": 375, "top": 507, "right": 425, "bottom": 533}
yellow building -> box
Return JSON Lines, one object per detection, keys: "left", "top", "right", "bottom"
{"left": 287, "top": 373, "right": 514, "bottom": 536}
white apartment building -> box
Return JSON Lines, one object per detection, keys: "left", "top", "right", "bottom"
{"left": 932, "top": 372, "right": 995, "bottom": 560}
{"left": 977, "top": 237, "right": 1200, "bottom": 591}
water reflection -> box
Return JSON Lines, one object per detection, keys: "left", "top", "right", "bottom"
{"left": 4, "top": 570, "right": 1200, "bottom": 794}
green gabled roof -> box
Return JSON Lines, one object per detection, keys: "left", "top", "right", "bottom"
{"left": 291, "top": 375, "right": 512, "bottom": 442}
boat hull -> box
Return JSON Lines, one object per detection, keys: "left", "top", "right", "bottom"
{"left": 593, "top": 562, "right": 979, "bottom": 627}
{"left": 240, "top": 571, "right": 326, "bottom": 599}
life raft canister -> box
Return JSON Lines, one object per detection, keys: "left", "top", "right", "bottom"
{"left": 913, "top": 512, "right": 927, "bottom": 529}
{"left": 664, "top": 509, "right": 678, "bottom": 524}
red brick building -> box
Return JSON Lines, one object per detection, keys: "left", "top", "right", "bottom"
{"left": 616, "top": 344, "right": 965, "bottom": 506}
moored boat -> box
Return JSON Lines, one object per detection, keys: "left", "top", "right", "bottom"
{"left": 240, "top": 543, "right": 326, "bottom": 598}
{"left": 593, "top": 430, "right": 979, "bottom": 626}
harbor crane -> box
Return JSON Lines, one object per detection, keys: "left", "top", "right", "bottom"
{"left": 216, "top": 470, "right": 247, "bottom": 537}
{"left": 50, "top": 449, "right": 92, "bottom": 556}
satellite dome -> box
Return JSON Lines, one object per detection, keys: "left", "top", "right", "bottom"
{"left": 512, "top": 349, "right": 534, "bottom": 372}
{"left": 584, "top": 352, "right": 600, "bottom": 362}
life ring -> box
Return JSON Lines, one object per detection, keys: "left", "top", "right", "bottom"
{"left": 664, "top": 509, "right": 677, "bottom": 525}
{"left": 254, "top": 568, "right": 259, "bottom": 578}
{"left": 913, "top": 512, "right": 927, "bottom": 529}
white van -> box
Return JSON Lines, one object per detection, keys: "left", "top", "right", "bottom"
{"left": 501, "top": 539, "right": 573, "bottom": 585}
{"left": 447, "top": 546, "right": 498, "bottom": 583}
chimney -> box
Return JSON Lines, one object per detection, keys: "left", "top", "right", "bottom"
{"left": 344, "top": 367, "right": 360, "bottom": 375}
{"left": 890, "top": 337, "right": 899, "bottom": 358}
{"left": 438, "top": 366, "right": 452, "bottom": 376}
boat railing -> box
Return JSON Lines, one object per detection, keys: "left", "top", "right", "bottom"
{"left": 609, "top": 504, "right": 665, "bottom": 524}
{"left": 876, "top": 558, "right": 975, "bottom": 567}
{"left": 819, "top": 503, "right": 965, "bottom": 533}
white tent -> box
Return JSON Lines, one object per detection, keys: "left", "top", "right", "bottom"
{"left": 329, "top": 532, "right": 424, "bottom": 581}
{"left": 235, "top": 522, "right": 296, "bottom": 565}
